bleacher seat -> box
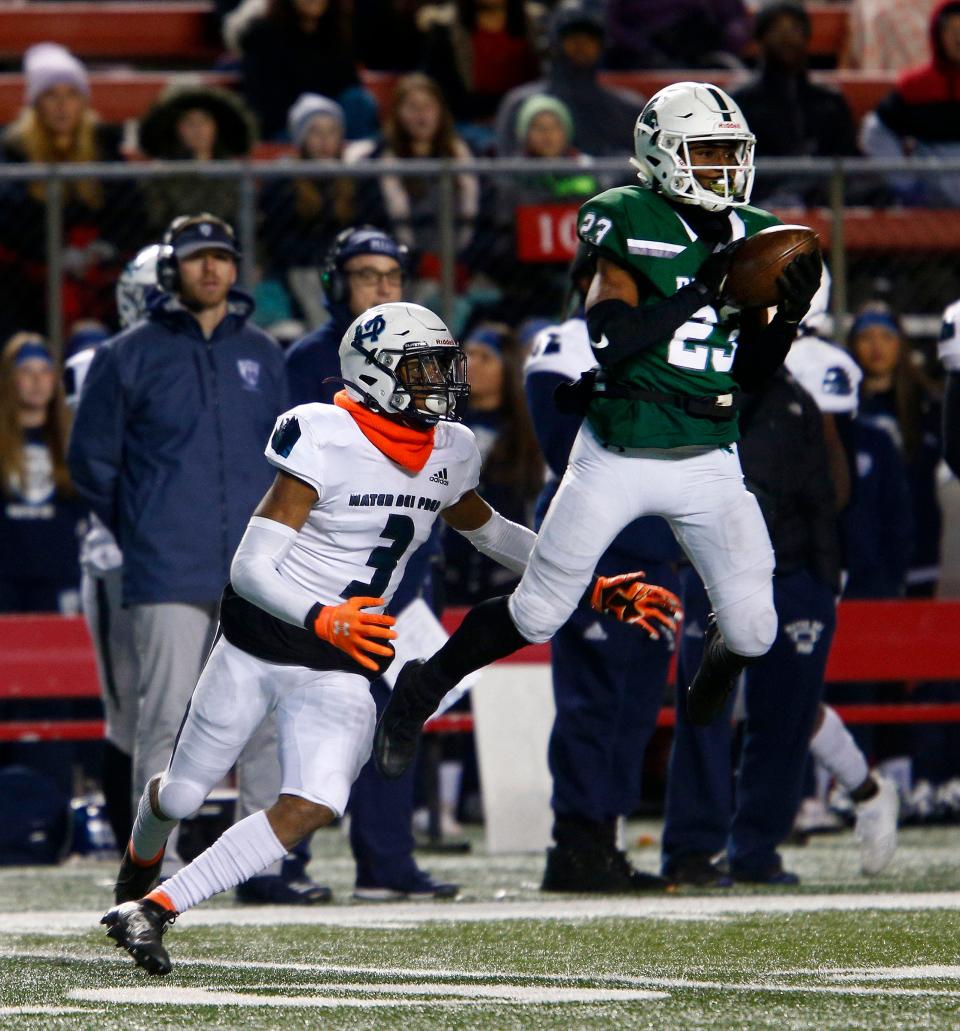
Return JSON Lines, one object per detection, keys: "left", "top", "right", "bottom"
{"left": 0, "top": 2, "right": 220, "bottom": 62}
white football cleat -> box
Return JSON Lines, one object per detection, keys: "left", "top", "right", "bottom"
{"left": 855, "top": 774, "right": 899, "bottom": 876}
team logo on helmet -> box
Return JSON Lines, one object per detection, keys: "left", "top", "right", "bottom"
{"left": 353, "top": 314, "right": 386, "bottom": 347}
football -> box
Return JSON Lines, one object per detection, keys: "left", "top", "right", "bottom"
{"left": 724, "top": 225, "right": 820, "bottom": 309}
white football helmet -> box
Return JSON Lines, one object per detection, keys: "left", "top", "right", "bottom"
{"left": 632, "top": 82, "right": 756, "bottom": 212}
{"left": 339, "top": 302, "right": 469, "bottom": 426}
{"left": 116, "top": 244, "right": 163, "bottom": 329}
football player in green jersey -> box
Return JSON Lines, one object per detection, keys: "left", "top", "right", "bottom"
{"left": 373, "top": 82, "right": 822, "bottom": 782}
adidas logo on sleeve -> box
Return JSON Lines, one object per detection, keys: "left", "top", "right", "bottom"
{"left": 429, "top": 467, "right": 449, "bottom": 485}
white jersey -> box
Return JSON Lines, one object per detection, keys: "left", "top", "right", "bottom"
{"left": 525, "top": 316, "right": 595, "bottom": 383}
{"left": 784, "top": 335, "right": 862, "bottom": 416}
{"left": 266, "top": 404, "right": 481, "bottom": 609}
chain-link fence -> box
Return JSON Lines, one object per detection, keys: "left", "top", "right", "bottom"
{"left": 3, "top": 156, "right": 960, "bottom": 356}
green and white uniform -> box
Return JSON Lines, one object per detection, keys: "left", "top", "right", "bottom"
{"left": 505, "top": 184, "right": 779, "bottom": 662}
{"left": 578, "top": 186, "right": 780, "bottom": 449}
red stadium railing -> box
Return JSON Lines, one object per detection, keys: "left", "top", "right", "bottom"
{"left": 3, "top": 603, "right": 960, "bottom": 742}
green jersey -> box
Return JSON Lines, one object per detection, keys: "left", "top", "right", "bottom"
{"left": 578, "top": 186, "right": 781, "bottom": 449}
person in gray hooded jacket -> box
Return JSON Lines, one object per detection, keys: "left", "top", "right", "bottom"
{"left": 494, "top": 0, "right": 645, "bottom": 157}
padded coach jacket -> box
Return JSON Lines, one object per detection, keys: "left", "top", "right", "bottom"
{"left": 67, "top": 289, "right": 288, "bottom": 606}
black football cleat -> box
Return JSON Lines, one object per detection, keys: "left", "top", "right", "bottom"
{"left": 686, "top": 614, "right": 750, "bottom": 725}
{"left": 374, "top": 659, "right": 441, "bottom": 780}
{"left": 541, "top": 843, "right": 669, "bottom": 894}
{"left": 114, "top": 843, "right": 165, "bottom": 904}
{"left": 101, "top": 899, "right": 177, "bottom": 976}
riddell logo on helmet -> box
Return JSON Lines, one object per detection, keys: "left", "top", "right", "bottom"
{"left": 718, "top": 121, "right": 741, "bottom": 128}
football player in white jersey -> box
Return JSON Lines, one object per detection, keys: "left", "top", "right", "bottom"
{"left": 99, "top": 301, "right": 681, "bottom": 976}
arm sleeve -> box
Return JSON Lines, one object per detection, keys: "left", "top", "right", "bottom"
{"left": 586, "top": 288, "right": 711, "bottom": 369}
{"left": 456, "top": 510, "right": 537, "bottom": 575}
{"left": 731, "top": 314, "right": 799, "bottom": 392}
{"left": 66, "top": 344, "right": 125, "bottom": 532}
{"left": 230, "top": 516, "right": 319, "bottom": 627}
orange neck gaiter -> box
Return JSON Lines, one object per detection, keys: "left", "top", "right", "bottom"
{"left": 334, "top": 390, "right": 435, "bottom": 473}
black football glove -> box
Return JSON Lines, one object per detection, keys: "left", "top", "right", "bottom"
{"left": 775, "top": 250, "right": 823, "bottom": 324}
{"left": 694, "top": 239, "right": 744, "bottom": 303}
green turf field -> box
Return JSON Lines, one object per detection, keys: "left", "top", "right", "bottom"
{"left": 2, "top": 821, "right": 959, "bottom": 1030}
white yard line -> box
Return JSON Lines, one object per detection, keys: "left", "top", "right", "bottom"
{"left": 2, "top": 891, "right": 960, "bottom": 934}
{"left": 69, "top": 985, "right": 668, "bottom": 1007}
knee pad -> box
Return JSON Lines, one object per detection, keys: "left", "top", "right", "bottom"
{"left": 718, "top": 596, "right": 778, "bottom": 658}
{"left": 157, "top": 775, "right": 207, "bottom": 821}
{"left": 509, "top": 554, "right": 589, "bottom": 644}
{"left": 507, "top": 591, "right": 556, "bottom": 644}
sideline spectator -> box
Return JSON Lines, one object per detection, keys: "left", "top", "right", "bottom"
{"left": 523, "top": 250, "right": 677, "bottom": 892}
{"left": 346, "top": 74, "right": 479, "bottom": 295}
{"left": 137, "top": 84, "right": 257, "bottom": 237}
{"left": 495, "top": 0, "right": 645, "bottom": 158}
{"left": 486, "top": 94, "right": 598, "bottom": 321}
{"left": 0, "top": 333, "right": 86, "bottom": 798}
{"left": 861, "top": 0, "right": 960, "bottom": 206}
{"left": 62, "top": 248, "right": 163, "bottom": 850}
{"left": 733, "top": 2, "right": 859, "bottom": 208}
{"left": 418, "top": 0, "right": 544, "bottom": 125}
{"left": 663, "top": 356, "right": 847, "bottom": 886}
{"left": 605, "top": 0, "right": 751, "bottom": 70}
{"left": 259, "top": 94, "right": 382, "bottom": 328}
{"left": 0, "top": 333, "right": 83, "bottom": 615}
{"left": 0, "top": 44, "right": 141, "bottom": 339}
{"left": 442, "top": 322, "right": 543, "bottom": 605}
{"left": 842, "top": 0, "right": 938, "bottom": 72}
{"left": 849, "top": 304, "right": 943, "bottom": 597}
{"left": 67, "top": 214, "right": 329, "bottom": 903}
{"left": 237, "top": 0, "right": 376, "bottom": 140}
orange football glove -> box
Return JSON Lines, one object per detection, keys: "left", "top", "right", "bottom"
{"left": 590, "top": 572, "right": 683, "bottom": 643}
{"left": 312, "top": 596, "right": 397, "bottom": 672}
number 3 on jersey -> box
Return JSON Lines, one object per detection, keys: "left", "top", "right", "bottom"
{"left": 666, "top": 279, "right": 736, "bottom": 373}
{"left": 343, "top": 514, "right": 415, "bottom": 599}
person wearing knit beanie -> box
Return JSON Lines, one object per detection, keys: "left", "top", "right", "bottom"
{"left": 286, "top": 93, "right": 346, "bottom": 153}
{"left": 515, "top": 94, "right": 575, "bottom": 151}
{"left": 23, "top": 43, "right": 90, "bottom": 106}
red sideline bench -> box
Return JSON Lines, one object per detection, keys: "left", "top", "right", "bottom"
{"left": 4, "top": 602, "right": 960, "bottom": 742}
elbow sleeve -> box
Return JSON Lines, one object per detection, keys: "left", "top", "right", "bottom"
{"left": 457, "top": 510, "right": 536, "bottom": 575}
{"left": 230, "top": 516, "right": 317, "bottom": 628}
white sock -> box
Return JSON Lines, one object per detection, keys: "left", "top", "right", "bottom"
{"left": 438, "top": 760, "right": 462, "bottom": 815}
{"left": 155, "top": 811, "right": 286, "bottom": 914}
{"left": 130, "top": 782, "right": 177, "bottom": 863}
{"left": 810, "top": 705, "right": 869, "bottom": 792}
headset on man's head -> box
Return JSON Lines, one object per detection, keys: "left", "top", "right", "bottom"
{"left": 156, "top": 213, "right": 241, "bottom": 293}
{"left": 320, "top": 225, "right": 408, "bottom": 305}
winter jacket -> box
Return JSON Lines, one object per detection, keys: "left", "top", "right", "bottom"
{"left": 67, "top": 289, "right": 288, "bottom": 605}
{"left": 285, "top": 300, "right": 353, "bottom": 407}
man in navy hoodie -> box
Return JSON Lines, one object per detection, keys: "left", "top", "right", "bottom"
{"left": 68, "top": 214, "right": 326, "bottom": 903}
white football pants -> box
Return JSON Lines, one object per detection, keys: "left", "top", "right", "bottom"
{"left": 509, "top": 425, "right": 777, "bottom": 657}
{"left": 157, "top": 636, "right": 376, "bottom": 822}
